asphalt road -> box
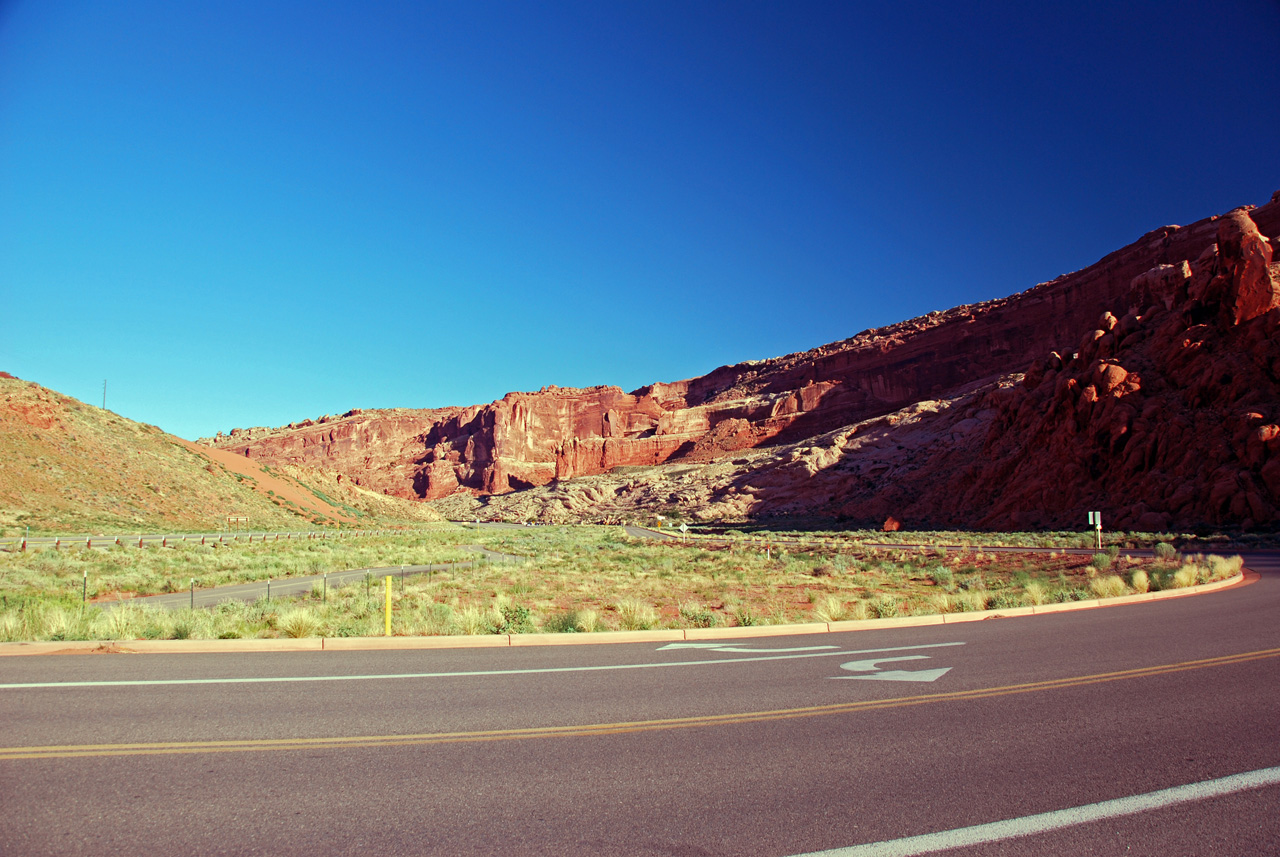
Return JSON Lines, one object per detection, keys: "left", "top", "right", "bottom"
{"left": 0, "top": 557, "right": 1277, "bottom": 855}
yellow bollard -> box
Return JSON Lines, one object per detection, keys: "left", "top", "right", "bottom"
{"left": 385, "top": 575, "right": 393, "bottom": 636}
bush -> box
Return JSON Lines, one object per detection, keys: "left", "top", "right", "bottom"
{"left": 616, "top": 600, "right": 658, "bottom": 630}
{"left": 1089, "top": 575, "right": 1128, "bottom": 598}
{"left": 1206, "top": 555, "right": 1243, "bottom": 580}
{"left": 871, "top": 594, "right": 900, "bottom": 619}
{"left": 1091, "top": 552, "right": 1113, "bottom": 571}
{"left": 496, "top": 603, "right": 534, "bottom": 634}
{"left": 1170, "top": 564, "right": 1199, "bottom": 589}
{"left": 278, "top": 608, "right": 320, "bottom": 638}
{"left": 1154, "top": 542, "right": 1177, "bottom": 562}
{"left": 1022, "top": 581, "right": 1046, "bottom": 605}
{"left": 813, "top": 595, "right": 847, "bottom": 623}
{"left": 1129, "top": 569, "right": 1149, "bottom": 594}
{"left": 678, "top": 603, "right": 718, "bottom": 628}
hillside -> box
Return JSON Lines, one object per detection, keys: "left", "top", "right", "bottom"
{"left": 0, "top": 375, "right": 441, "bottom": 535}
{"left": 207, "top": 192, "right": 1280, "bottom": 531}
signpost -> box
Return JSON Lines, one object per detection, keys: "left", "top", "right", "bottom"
{"left": 1087, "top": 511, "right": 1102, "bottom": 550}
{"left": 385, "top": 576, "right": 393, "bottom": 636}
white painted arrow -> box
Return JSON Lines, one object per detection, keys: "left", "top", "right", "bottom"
{"left": 835, "top": 667, "right": 952, "bottom": 682}
{"left": 658, "top": 643, "right": 839, "bottom": 653}
{"left": 838, "top": 655, "right": 931, "bottom": 672}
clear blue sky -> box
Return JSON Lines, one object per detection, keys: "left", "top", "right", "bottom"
{"left": 3, "top": 1, "right": 1278, "bottom": 440}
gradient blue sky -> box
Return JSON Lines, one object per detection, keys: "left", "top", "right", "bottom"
{"left": 3, "top": 1, "right": 1279, "bottom": 440}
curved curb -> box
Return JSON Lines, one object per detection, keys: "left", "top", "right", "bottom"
{"left": 0, "top": 573, "right": 1246, "bottom": 657}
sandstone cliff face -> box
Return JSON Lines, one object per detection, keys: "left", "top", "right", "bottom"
{"left": 428, "top": 202, "right": 1280, "bottom": 532}
{"left": 207, "top": 193, "right": 1280, "bottom": 530}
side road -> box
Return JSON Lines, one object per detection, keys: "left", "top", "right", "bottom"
{"left": 0, "top": 570, "right": 1246, "bottom": 656}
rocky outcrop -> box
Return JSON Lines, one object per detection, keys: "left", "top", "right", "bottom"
{"left": 207, "top": 193, "right": 1280, "bottom": 531}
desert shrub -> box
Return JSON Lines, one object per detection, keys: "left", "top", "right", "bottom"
{"left": 1129, "top": 569, "right": 1149, "bottom": 594}
{"left": 542, "top": 610, "right": 588, "bottom": 633}
{"left": 987, "top": 592, "right": 1021, "bottom": 610}
{"left": 1206, "top": 555, "right": 1243, "bottom": 580}
{"left": 931, "top": 568, "right": 954, "bottom": 589}
{"left": 409, "top": 603, "right": 456, "bottom": 636}
{"left": 496, "top": 603, "right": 534, "bottom": 634}
{"left": 1170, "top": 564, "right": 1200, "bottom": 589}
{"left": 1091, "top": 552, "right": 1113, "bottom": 571}
{"left": 929, "top": 593, "right": 955, "bottom": 613}
{"left": 1022, "top": 581, "right": 1046, "bottom": 605}
{"left": 678, "top": 603, "right": 718, "bottom": 628}
{"left": 1089, "top": 575, "right": 1128, "bottom": 599}
{"left": 616, "top": 600, "right": 658, "bottom": 631}
{"left": 813, "top": 595, "right": 847, "bottom": 623}
{"left": 871, "top": 594, "right": 900, "bottom": 619}
{"left": 456, "top": 605, "right": 491, "bottom": 635}
{"left": 278, "top": 608, "right": 320, "bottom": 638}
{"left": 1153, "top": 542, "right": 1177, "bottom": 562}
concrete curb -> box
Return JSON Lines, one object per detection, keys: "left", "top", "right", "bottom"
{"left": 0, "top": 572, "right": 1246, "bottom": 657}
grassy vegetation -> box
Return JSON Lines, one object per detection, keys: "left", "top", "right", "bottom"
{"left": 0, "top": 525, "right": 1245, "bottom": 642}
{"left": 0, "top": 526, "right": 470, "bottom": 604}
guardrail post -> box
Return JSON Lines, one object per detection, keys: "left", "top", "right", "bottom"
{"left": 138, "top": 536, "right": 143, "bottom": 548}
{"left": 19, "top": 539, "right": 25, "bottom": 552}
{"left": 54, "top": 538, "right": 60, "bottom": 550}
{"left": 82, "top": 570, "right": 87, "bottom": 611}
{"left": 266, "top": 578, "right": 270, "bottom": 601}
{"left": 190, "top": 578, "right": 195, "bottom": 610}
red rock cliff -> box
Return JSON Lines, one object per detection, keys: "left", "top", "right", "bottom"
{"left": 204, "top": 193, "right": 1280, "bottom": 509}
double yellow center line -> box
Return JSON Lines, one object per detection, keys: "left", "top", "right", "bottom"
{"left": 4, "top": 647, "right": 1277, "bottom": 761}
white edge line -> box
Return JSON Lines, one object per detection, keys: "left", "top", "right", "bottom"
{"left": 0, "top": 641, "right": 966, "bottom": 689}
{"left": 789, "top": 765, "right": 1280, "bottom": 857}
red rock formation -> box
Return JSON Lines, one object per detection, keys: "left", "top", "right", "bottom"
{"left": 205, "top": 193, "right": 1280, "bottom": 532}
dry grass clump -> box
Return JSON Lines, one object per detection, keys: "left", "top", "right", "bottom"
{"left": 812, "top": 595, "right": 848, "bottom": 622}
{"left": 1170, "top": 564, "right": 1200, "bottom": 589}
{"left": 1089, "top": 575, "right": 1128, "bottom": 599}
{"left": 1129, "top": 569, "right": 1150, "bottom": 594}
{"left": 1022, "top": 581, "right": 1047, "bottom": 605}
{"left": 616, "top": 600, "right": 658, "bottom": 630}
{"left": 1206, "top": 554, "right": 1243, "bottom": 580}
